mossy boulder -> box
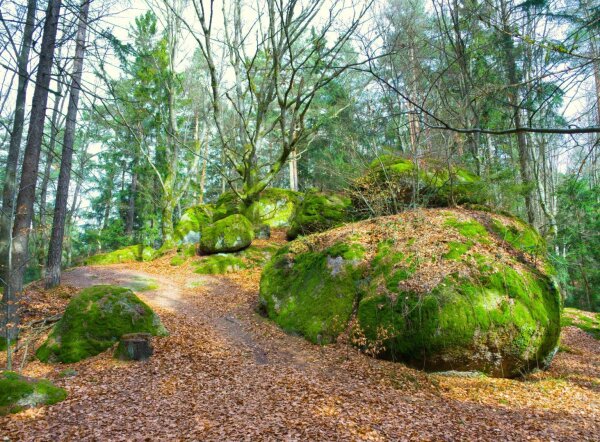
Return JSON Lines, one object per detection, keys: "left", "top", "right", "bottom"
{"left": 36, "top": 285, "right": 167, "bottom": 363}
{"left": 199, "top": 214, "right": 254, "bottom": 254}
{"left": 244, "top": 188, "right": 301, "bottom": 228}
{"left": 287, "top": 190, "right": 352, "bottom": 240}
{"left": 174, "top": 204, "right": 213, "bottom": 244}
{"left": 84, "top": 244, "right": 155, "bottom": 265}
{"left": 260, "top": 208, "right": 561, "bottom": 377}
{"left": 350, "top": 155, "right": 486, "bottom": 217}
{"left": 0, "top": 371, "right": 67, "bottom": 415}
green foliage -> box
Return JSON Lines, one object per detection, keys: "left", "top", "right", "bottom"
{"left": 199, "top": 214, "right": 254, "bottom": 254}
{"left": 350, "top": 156, "right": 487, "bottom": 217}
{"left": 36, "top": 285, "right": 167, "bottom": 363}
{"left": 286, "top": 190, "right": 352, "bottom": 239}
{"left": 0, "top": 371, "right": 67, "bottom": 415}
{"left": 553, "top": 177, "right": 600, "bottom": 311}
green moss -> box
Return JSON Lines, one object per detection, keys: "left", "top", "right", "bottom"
{"left": 84, "top": 244, "right": 155, "bottom": 265}
{"left": 170, "top": 255, "right": 186, "bottom": 266}
{"left": 199, "top": 214, "right": 254, "bottom": 254}
{"left": 36, "top": 285, "right": 167, "bottom": 363}
{"left": 0, "top": 371, "right": 67, "bottom": 415}
{"left": 444, "top": 217, "right": 489, "bottom": 239}
{"left": 357, "top": 263, "right": 560, "bottom": 376}
{"left": 194, "top": 254, "right": 247, "bottom": 274}
{"left": 261, "top": 208, "right": 561, "bottom": 377}
{"left": 259, "top": 242, "right": 365, "bottom": 343}
{"left": 244, "top": 188, "right": 301, "bottom": 227}
{"left": 174, "top": 205, "right": 213, "bottom": 243}
{"left": 561, "top": 308, "right": 600, "bottom": 339}
{"left": 287, "top": 190, "right": 352, "bottom": 239}
{"left": 490, "top": 217, "right": 545, "bottom": 257}
{"left": 212, "top": 192, "right": 245, "bottom": 222}
{"left": 444, "top": 241, "right": 472, "bottom": 260}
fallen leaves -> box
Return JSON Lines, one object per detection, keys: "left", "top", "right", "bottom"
{"left": 0, "top": 248, "right": 598, "bottom": 441}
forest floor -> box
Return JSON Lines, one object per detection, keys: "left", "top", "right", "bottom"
{"left": 1, "top": 237, "right": 599, "bottom": 441}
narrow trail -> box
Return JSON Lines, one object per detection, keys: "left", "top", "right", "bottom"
{"left": 2, "top": 262, "right": 599, "bottom": 441}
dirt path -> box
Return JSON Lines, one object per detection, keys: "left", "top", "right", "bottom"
{"left": 2, "top": 263, "right": 599, "bottom": 441}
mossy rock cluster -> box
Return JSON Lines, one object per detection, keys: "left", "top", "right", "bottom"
{"left": 84, "top": 244, "right": 155, "bottom": 265}
{"left": 260, "top": 208, "right": 561, "bottom": 377}
{"left": 36, "top": 285, "right": 167, "bottom": 363}
{"left": 0, "top": 371, "right": 67, "bottom": 415}
{"left": 287, "top": 190, "right": 352, "bottom": 240}
{"left": 350, "top": 155, "right": 486, "bottom": 217}
{"left": 174, "top": 205, "right": 213, "bottom": 244}
{"left": 199, "top": 214, "right": 254, "bottom": 254}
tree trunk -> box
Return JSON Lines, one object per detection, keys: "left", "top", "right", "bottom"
{"left": 3, "top": 0, "right": 62, "bottom": 339}
{"left": 500, "top": 0, "right": 536, "bottom": 226}
{"left": 0, "top": 0, "right": 37, "bottom": 296}
{"left": 289, "top": 148, "right": 299, "bottom": 191}
{"left": 45, "top": 0, "right": 90, "bottom": 289}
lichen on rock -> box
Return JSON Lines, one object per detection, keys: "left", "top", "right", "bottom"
{"left": 260, "top": 208, "right": 560, "bottom": 377}
{"left": 36, "top": 285, "right": 167, "bottom": 363}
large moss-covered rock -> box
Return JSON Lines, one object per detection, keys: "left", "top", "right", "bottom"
{"left": 350, "top": 155, "right": 486, "bottom": 217}
{"left": 174, "top": 204, "right": 213, "bottom": 244}
{"left": 244, "top": 188, "right": 301, "bottom": 228}
{"left": 0, "top": 371, "right": 67, "bottom": 415}
{"left": 84, "top": 244, "right": 155, "bottom": 265}
{"left": 36, "top": 285, "right": 167, "bottom": 363}
{"left": 260, "top": 208, "right": 560, "bottom": 377}
{"left": 286, "top": 190, "right": 352, "bottom": 240}
{"left": 199, "top": 214, "right": 254, "bottom": 254}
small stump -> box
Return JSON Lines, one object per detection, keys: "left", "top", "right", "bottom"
{"left": 114, "top": 333, "right": 153, "bottom": 361}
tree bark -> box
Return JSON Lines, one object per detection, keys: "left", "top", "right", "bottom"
{"left": 45, "top": 0, "right": 90, "bottom": 288}
{"left": 0, "top": 0, "right": 37, "bottom": 294}
{"left": 3, "top": 0, "right": 62, "bottom": 339}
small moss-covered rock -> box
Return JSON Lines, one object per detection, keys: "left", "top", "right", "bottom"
{"left": 287, "top": 190, "right": 352, "bottom": 239}
{"left": 84, "top": 244, "right": 155, "bottom": 265}
{"left": 244, "top": 188, "right": 301, "bottom": 228}
{"left": 36, "top": 285, "right": 167, "bottom": 363}
{"left": 260, "top": 208, "right": 560, "bottom": 377}
{"left": 350, "top": 155, "right": 486, "bottom": 217}
{"left": 199, "top": 214, "right": 254, "bottom": 254}
{"left": 194, "top": 254, "right": 247, "bottom": 274}
{"left": 174, "top": 205, "right": 213, "bottom": 244}
{"left": 0, "top": 371, "right": 67, "bottom": 415}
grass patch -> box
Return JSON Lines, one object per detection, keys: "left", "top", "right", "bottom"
{"left": 561, "top": 308, "right": 600, "bottom": 339}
